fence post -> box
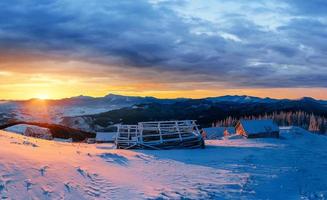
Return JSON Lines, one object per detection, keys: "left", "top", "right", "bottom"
{"left": 116, "top": 125, "right": 120, "bottom": 145}
{"left": 139, "top": 123, "right": 143, "bottom": 145}
{"left": 158, "top": 122, "right": 163, "bottom": 143}
{"left": 176, "top": 121, "right": 182, "bottom": 141}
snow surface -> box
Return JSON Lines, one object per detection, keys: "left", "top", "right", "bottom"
{"left": 0, "top": 127, "right": 327, "bottom": 199}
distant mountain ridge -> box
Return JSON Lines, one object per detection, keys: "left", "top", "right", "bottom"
{"left": 1, "top": 93, "right": 327, "bottom": 130}
{"left": 2, "top": 93, "right": 326, "bottom": 105}
{"left": 0, "top": 93, "right": 189, "bottom": 124}
{"left": 59, "top": 94, "right": 327, "bottom": 132}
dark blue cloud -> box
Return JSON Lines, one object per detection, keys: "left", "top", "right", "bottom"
{"left": 0, "top": 0, "right": 326, "bottom": 88}
{"left": 288, "top": 0, "right": 327, "bottom": 16}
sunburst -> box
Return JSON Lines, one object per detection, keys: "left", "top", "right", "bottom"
{"left": 35, "top": 94, "right": 50, "bottom": 100}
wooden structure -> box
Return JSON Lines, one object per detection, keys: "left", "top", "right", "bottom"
{"left": 116, "top": 120, "right": 204, "bottom": 149}
{"left": 236, "top": 119, "right": 279, "bottom": 138}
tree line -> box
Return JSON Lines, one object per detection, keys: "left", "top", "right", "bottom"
{"left": 212, "top": 111, "right": 327, "bottom": 134}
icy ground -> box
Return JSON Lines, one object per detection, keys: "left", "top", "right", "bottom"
{"left": 0, "top": 127, "right": 327, "bottom": 200}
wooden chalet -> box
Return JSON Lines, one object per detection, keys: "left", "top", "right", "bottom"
{"left": 202, "top": 127, "right": 235, "bottom": 139}
{"left": 235, "top": 120, "right": 279, "bottom": 138}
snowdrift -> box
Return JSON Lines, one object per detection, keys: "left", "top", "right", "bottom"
{"left": 0, "top": 127, "right": 326, "bottom": 199}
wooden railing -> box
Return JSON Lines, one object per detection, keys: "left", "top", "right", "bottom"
{"left": 116, "top": 120, "right": 202, "bottom": 149}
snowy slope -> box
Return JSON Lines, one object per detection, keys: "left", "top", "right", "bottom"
{"left": 0, "top": 94, "right": 185, "bottom": 124}
{"left": 0, "top": 127, "right": 327, "bottom": 199}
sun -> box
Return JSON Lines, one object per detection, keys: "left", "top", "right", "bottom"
{"left": 35, "top": 93, "right": 50, "bottom": 100}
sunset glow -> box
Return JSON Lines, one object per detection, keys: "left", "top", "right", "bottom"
{"left": 0, "top": 58, "right": 326, "bottom": 100}
{"left": 0, "top": 1, "right": 326, "bottom": 100}
{"left": 35, "top": 94, "right": 50, "bottom": 100}
{"left": 1, "top": 67, "right": 327, "bottom": 100}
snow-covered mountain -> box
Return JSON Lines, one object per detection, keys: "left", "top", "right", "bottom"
{"left": 0, "top": 94, "right": 326, "bottom": 128}
{"left": 59, "top": 95, "right": 327, "bottom": 132}
{"left": 0, "top": 94, "right": 186, "bottom": 123}
{"left": 206, "top": 95, "right": 279, "bottom": 103}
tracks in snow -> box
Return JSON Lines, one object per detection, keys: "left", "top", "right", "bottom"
{"left": 75, "top": 167, "right": 120, "bottom": 199}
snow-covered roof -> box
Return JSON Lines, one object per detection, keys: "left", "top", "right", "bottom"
{"left": 4, "top": 124, "right": 28, "bottom": 135}
{"left": 96, "top": 132, "right": 117, "bottom": 142}
{"left": 238, "top": 120, "right": 279, "bottom": 135}
{"left": 203, "top": 127, "right": 235, "bottom": 139}
{"left": 4, "top": 124, "right": 50, "bottom": 135}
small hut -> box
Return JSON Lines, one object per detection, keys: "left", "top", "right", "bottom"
{"left": 235, "top": 120, "right": 279, "bottom": 138}
{"left": 202, "top": 127, "right": 235, "bottom": 139}
{"left": 96, "top": 132, "right": 117, "bottom": 143}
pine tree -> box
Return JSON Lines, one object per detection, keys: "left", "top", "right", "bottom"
{"left": 212, "top": 111, "right": 327, "bottom": 134}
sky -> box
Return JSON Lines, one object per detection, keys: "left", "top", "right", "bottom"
{"left": 0, "top": 0, "right": 327, "bottom": 100}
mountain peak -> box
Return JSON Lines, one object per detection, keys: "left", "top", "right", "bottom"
{"left": 298, "top": 97, "right": 316, "bottom": 102}
{"left": 70, "top": 95, "right": 94, "bottom": 100}
{"left": 206, "top": 95, "right": 277, "bottom": 103}
{"left": 104, "top": 93, "right": 123, "bottom": 98}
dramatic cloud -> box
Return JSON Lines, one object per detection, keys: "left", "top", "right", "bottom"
{"left": 0, "top": 0, "right": 326, "bottom": 95}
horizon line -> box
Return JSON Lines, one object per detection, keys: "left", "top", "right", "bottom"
{"left": 1, "top": 93, "right": 326, "bottom": 102}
